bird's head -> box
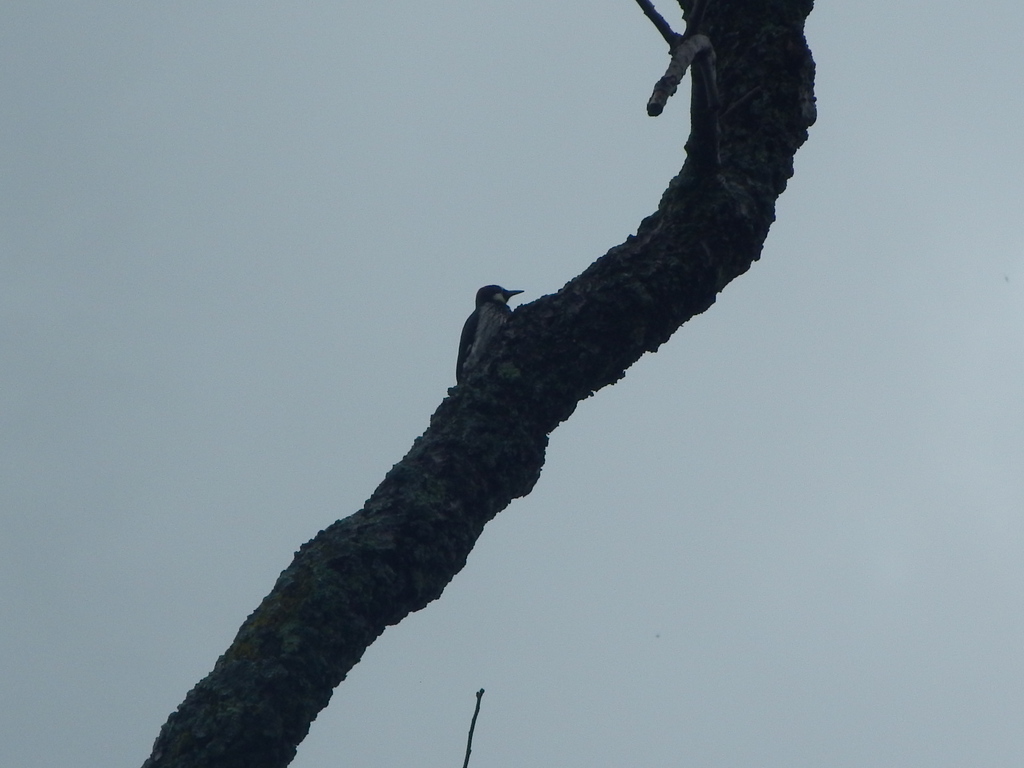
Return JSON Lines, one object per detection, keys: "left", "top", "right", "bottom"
{"left": 475, "top": 285, "right": 524, "bottom": 307}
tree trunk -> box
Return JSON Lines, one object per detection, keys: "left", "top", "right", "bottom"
{"left": 142, "top": 1, "right": 816, "bottom": 765}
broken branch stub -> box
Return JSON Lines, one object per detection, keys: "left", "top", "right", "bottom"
{"left": 647, "top": 34, "right": 714, "bottom": 117}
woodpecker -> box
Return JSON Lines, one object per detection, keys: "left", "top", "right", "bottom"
{"left": 456, "top": 285, "right": 523, "bottom": 384}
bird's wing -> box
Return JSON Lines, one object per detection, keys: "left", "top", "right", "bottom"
{"left": 456, "top": 311, "right": 479, "bottom": 384}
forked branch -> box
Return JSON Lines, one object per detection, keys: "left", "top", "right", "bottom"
{"left": 635, "top": 0, "right": 719, "bottom": 167}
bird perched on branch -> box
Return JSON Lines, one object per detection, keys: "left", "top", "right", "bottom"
{"left": 456, "top": 285, "right": 523, "bottom": 384}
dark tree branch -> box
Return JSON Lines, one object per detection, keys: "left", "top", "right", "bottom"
{"left": 642, "top": 0, "right": 720, "bottom": 168}
{"left": 141, "top": 1, "right": 815, "bottom": 766}
{"left": 633, "top": 0, "right": 683, "bottom": 47}
{"left": 685, "top": 42, "right": 721, "bottom": 169}
{"left": 461, "top": 689, "right": 485, "bottom": 768}
{"left": 695, "top": 45, "right": 719, "bottom": 110}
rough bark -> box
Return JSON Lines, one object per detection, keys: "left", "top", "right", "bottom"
{"left": 142, "top": 0, "right": 816, "bottom": 766}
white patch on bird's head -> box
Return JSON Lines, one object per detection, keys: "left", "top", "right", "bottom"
{"left": 493, "top": 292, "right": 506, "bottom": 304}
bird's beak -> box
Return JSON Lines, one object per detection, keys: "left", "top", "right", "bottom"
{"left": 506, "top": 290, "right": 524, "bottom": 297}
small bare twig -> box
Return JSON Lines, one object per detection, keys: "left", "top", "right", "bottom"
{"left": 461, "top": 689, "right": 485, "bottom": 768}
{"left": 633, "top": 0, "right": 682, "bottom": 47}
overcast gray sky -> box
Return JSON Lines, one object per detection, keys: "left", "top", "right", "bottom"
{"left": 2, "top": 1, "right": 1023, "bottom": 766}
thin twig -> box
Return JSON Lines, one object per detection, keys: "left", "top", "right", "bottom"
{"left": 633, "top": 0, "right": 682, "bottom": 47}
{"left": 461, "top": 689, "right": 485, "bottom": 768}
